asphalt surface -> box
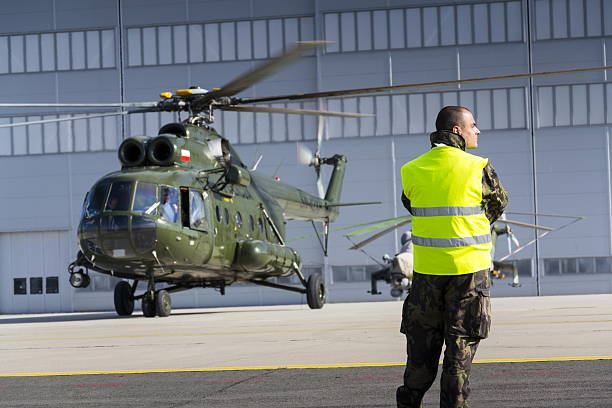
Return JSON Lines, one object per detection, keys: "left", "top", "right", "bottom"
{"left": 1, "top": 296, "right": 611, "bottom": 407}
{"left": 0, "top": 360, "right": 611, "bottom": 407}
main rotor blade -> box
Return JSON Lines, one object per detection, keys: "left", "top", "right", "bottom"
{"left": 325, "top": 201, "right": 381, "bottom": 207}
{"left": 0, "top": 102, "right": 158, "bottom": 108}
{"left": 495, "top": 219, "right": 554, "bottom": 231}
{"left": 218, "top": 105, "right": 371, "bottom": 118}
{"left": 287, "top": 216, "right": 410, "bottom": 242}
{"left": 207, "top": 41, "right": 326, "bottom": 99}
{"left": 0, "top": 111, "right": 129, "bottom": 128}
{"left": 346, "top": 215, "right": 411, "bottom": 238}
{"left": 239, "top": 64, "right": 612, "bottom": 104}
{"left": 504, "top": 211, "right": 586, "bottom": 220}
{"left": 349, "top": 219, "right": 412, "bottom": 250}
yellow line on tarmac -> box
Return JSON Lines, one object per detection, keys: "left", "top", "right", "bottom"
{"left": 1, "top": 356, "right": 612, "bottom": 378}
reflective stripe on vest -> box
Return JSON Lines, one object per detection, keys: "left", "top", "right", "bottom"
{"left": 412, "top": 234, "right": 491, "bottom": 248}
{"left": 410, "top": 206, "right": 484, "bottom": 217}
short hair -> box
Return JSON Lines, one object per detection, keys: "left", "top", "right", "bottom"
{"left": 435, "top": 106, "right": 469, "bottom": 131}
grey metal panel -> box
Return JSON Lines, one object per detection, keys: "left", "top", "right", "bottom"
{"left": 390, "top": 47, "right": 457, "bottom": 85}
{"left": 530, "top": 39, "right": 604, "bottom": 85}
{"left": 0, "top": 1, "right": 55, "bottom": 34}
{"left": 122, "top": 0, "right": 190, "bottom": 26}
{"left": 55, "top": 0, "right": 118, "bottom": 30}
{"left": 320, "top": 53, "right": 389, "bottom": 90}
{"left": 247, "top": 0, "right": 314, "bottom": 17}
{"left": 458, "top": 43, "right": 529, "bottom": 89}
{"left": 56, "top": 70, "right": 121, "bottom": 103}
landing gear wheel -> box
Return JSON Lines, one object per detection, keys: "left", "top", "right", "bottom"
{"left": 306, "top": 274, "right": 325, "bottom": 309}
{"left": 156, "top": 290, "right": 172, "bottom": 317}
{"left": 142, "top": 295, "right": 156, "bottom": 318}
{"left": 113, "top": 281, "right": 134, "bottom": 316}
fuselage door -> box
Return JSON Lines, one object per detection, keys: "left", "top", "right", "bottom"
{"left": 184, "top": 188, "right": 214, "bottom": 264}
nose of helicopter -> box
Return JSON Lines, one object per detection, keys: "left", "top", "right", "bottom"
{"left": 79, "top": 214, "right": 157, "bottom": 259}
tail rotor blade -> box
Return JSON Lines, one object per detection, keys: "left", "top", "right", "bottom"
{"left": 510, "top": 232, "right": 520, "bottom": 248}
{"left": 296, "top": 143, "right": 314, "bottom": 166}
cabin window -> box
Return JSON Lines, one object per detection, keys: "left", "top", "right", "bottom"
{"left": 133, "top": 182, "right": 158, "bottom": 215}
{"left": 83, "top": 182, "right": 110, "bottom": 218}
{"left": 215, "top": 205, "right": 222, "bottom": 223}
{"left": 105, "top": 181, "right": 132, "bottom": 212}
{"left": 160, "top": 186, "right": 179, "bottom": 222}
{"left": 190, "top": 190, "right": 207, "bottom": 229}
{"left": 235, "top": 211, "right": 243, "bottom": 229}
{"left": 224, "top": 208, "right": 230, "bottom": 224}
{"left": 258, "top": 217, "right": 264, "bottom": 234}
{"left": 248, "top": 215, "right": 255, "bottom": 232}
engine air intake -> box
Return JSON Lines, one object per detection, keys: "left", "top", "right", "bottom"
{"left": 118, "top": 137, "right": 147, "bottom": 167}
{"left": 148, "top": 135, "right": 176, "bottom": 166}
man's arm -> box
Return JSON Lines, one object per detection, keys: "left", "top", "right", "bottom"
{"left": 482, "top": 162, "right": 508, "bottom": 223}
{"left": 401, "top": 192, "right": 413, "bottom": 215}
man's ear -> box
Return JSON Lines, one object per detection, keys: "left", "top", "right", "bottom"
{"left": 451, "top": 125, "right": 461, "bottom": 135}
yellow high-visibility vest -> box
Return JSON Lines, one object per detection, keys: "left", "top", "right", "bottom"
{"left": 401, "top": 146, "right": 491, "bottom": 275}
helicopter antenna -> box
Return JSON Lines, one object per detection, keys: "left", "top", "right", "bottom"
{"left": 251, "top": 154, "right": 263, "bottom": 171}
{"left": 272, "top": 157, "right": 286, "bottom": 178}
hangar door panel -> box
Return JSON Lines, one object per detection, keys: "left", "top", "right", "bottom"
{"left": 0, "top": 230, "right": 70, "bottom": 314}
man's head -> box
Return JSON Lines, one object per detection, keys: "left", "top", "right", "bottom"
{"left": 435, "top": 106, "right": 480, "bottom": 149}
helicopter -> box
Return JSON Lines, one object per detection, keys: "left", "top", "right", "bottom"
{"left": 338, "top": 212, "right": 584, "bottom": 298}
{"left": 0, "top": 41, "right": 604, "bottom": 317}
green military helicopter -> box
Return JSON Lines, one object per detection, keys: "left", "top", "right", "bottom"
{"left": 65, "top": 42, "right": 375, "bottom": 317}
{"left": 2, "top": 42, "right": 379, "bottom": 318}
{"left": 1, "top": 41, "right": 607, "bottom": 317}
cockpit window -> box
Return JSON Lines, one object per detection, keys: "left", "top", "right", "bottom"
{"left": 105, "top": 181, "right": 132, "bottom": 212}
{"left": 133, "top": 182, "right": 158, "bottom": 216}
{"left": 83, "top": 182, "right": 110, "bottom": 218}
{"left": 160, "top": 186, "right": 179, "bottom": 222}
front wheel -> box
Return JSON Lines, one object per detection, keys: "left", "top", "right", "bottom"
{"left": 306, "top": 274, "right": 325, "bottom": 309}
{"left": 114, "top": 281, "right": 134, "bottom": 316}
{"left": 142, "top": 294, "right": 156, "bottom": 318}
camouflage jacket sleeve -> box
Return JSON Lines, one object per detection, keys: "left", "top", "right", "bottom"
{"left": 482, "top": 162, "right": 508, "bottom": 224}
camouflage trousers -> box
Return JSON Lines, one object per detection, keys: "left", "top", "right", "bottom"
{"left": 396, "top": 269, "right": 491, "bottom": 408}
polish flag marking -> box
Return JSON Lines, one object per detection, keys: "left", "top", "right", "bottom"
{"left": 181, "top": 149, "right": 191, "bottom": 162}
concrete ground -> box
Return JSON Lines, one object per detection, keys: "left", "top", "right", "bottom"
{"left": 0, "top": 294, "right": 611, "bottom": 406}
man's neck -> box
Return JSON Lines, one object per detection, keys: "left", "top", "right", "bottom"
{"left": 429, "top": 130, "right": 466, "bottom": 151}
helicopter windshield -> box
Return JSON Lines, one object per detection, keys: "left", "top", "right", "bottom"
{"left": 82, "top": 182, "right": 110, "bottom": 218}
{"left": 105, "top": 181, "right": 132, "bottom": 212}
{"left": 133, "top": 182, "right": 158, "bottom": 216}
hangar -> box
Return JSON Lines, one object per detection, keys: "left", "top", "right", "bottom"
{"left": 1, "top": 0, "right": 612, "bottom": 314}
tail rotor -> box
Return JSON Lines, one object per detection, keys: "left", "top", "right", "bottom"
{"left": 296, "top": 112, "right": 326, "bottom": 198}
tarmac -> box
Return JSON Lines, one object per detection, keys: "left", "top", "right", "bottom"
{"left": 0, "top": 294, "right": 611, "bottom": 407}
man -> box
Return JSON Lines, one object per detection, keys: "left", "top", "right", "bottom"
{"left": 397, "top": 106, "right": 507, "bottom": 408}
{"left": 160, "top": 188, "right": 178, "bottom": 222}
